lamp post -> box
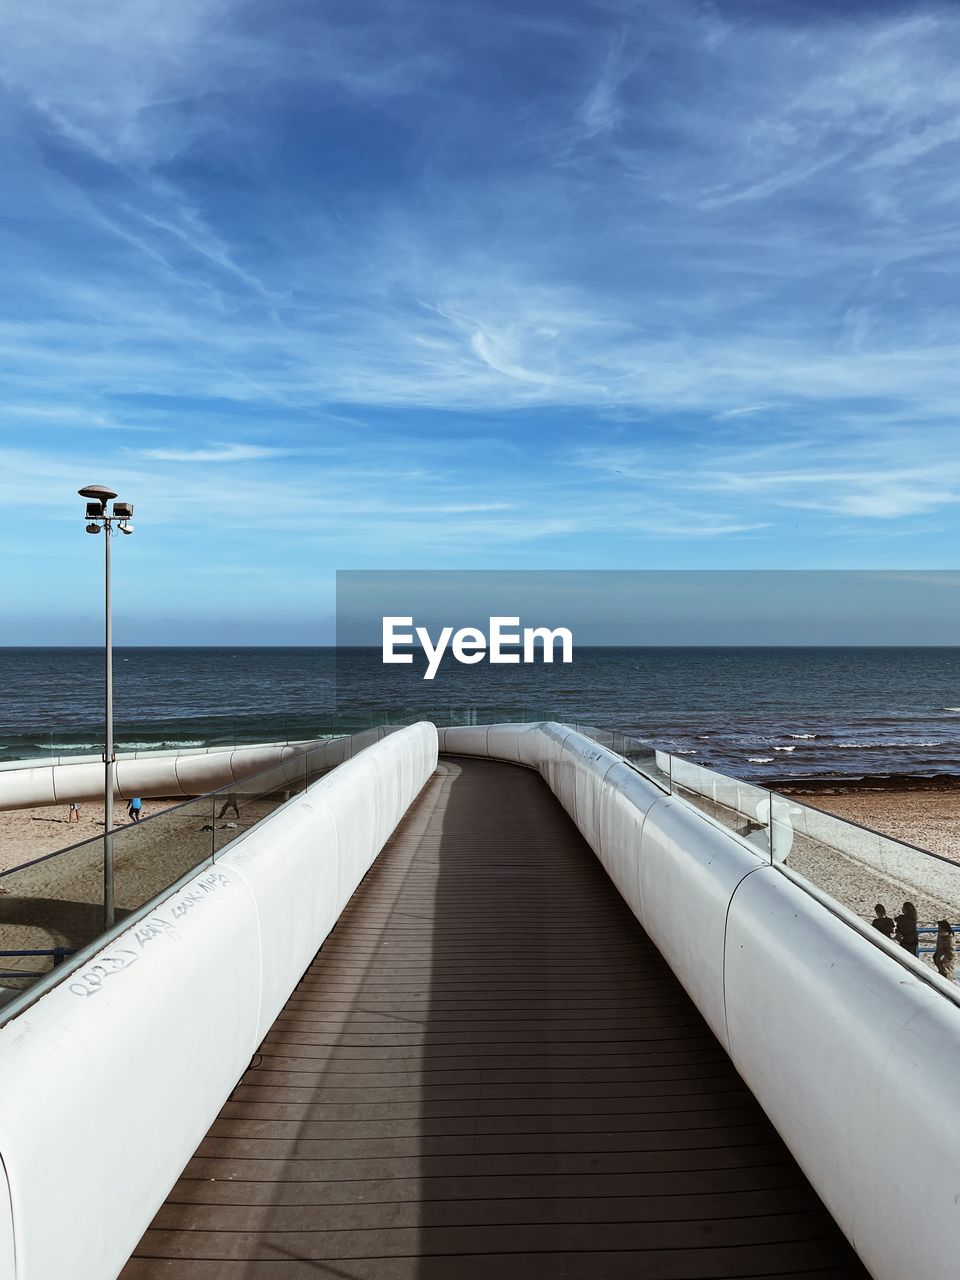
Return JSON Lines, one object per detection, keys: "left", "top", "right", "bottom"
{"left": 79, "top": 485, "right": 134, "bottom": 928}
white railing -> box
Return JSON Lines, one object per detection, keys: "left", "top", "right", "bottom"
{"left": 0, "top": 722, "right": 438, "bottom": 1280}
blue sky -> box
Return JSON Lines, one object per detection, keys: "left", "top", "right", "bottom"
{"left": 1, "top": 0, "right": 959, "bottom": 642}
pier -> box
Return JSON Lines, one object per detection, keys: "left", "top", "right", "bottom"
{"left": 0, "top": 723, "right": 956, "bottom": 1280}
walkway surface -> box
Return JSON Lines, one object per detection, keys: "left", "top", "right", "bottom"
{"left": 122, "top": 758, "right": 869, "bottom": 1279}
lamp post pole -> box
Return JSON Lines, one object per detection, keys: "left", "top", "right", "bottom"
{"left": 103, "top": 508, "right": 115, "bottom": 927}
{"left": 79, "top": 485, "right": 134, "bottom": 929}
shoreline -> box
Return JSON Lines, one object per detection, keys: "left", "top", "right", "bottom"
{"left": 770, "top": 772, "right": 960, "bottom": 796}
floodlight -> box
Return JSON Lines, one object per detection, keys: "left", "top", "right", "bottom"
{"left": 85, "top": 502, "right": 103, "bottom": 519}
{"left": 119, "top": 523, "right": 134, "bottom": 535}
{"left": 85, "top": 522, "right": 101, "bottom": 534}
{"left": 112, "top": 501, "right": 133, "bottom": 519}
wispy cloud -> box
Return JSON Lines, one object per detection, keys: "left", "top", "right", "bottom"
{"left": 579, "top": 32, "right": 637, "bottom": 139}
{"left": 573, "top": 431, "right": 960, "bottom": 522}
{"left": 2, "top": 1, "right": 960, "bottom": 633}
{"left": 139, "top": 444, "right": 292, "bottom": 463}
{"left": 712, "top": 406, "right": 770, "bottom": 421}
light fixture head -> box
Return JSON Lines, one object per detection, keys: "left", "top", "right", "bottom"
{"left": 119, "top": 522, "right": 134, "bottom": 535}
{"left": 78, "top": 484, "right": 118, "bottom": 504}
{"left": 112, "top": 501, "right": 133, "bottom": 519}
{"left": 85, "top": 522, "right": 101, "bottom": 534}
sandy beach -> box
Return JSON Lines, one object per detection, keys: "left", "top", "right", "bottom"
{"left": 0, "top": 799, "right": 172, "bottom": 874}
{"left": 1, "top": 778, "right": 959, "bottom": 995}
{"left": 797, "top": 787, "right": 960, "bottom": 863}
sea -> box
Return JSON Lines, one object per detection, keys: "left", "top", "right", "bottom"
{"left": 2, "top": 646, "right": 960, "bottom": 783}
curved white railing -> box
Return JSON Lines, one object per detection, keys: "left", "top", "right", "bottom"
{"left": 0, "top": 722, "right": 438, "bottom": 1280}
{"left": 0, "top": 739, "right": 318, "bottom": 809}
{"left": 0, "top": 734, "right": 399, "bottom": 810}
{"left": 437, "top": 722, "right": 960, "bottom": 1280}
{"left": 0, "top": 739, "right": 318, "bottom": 772}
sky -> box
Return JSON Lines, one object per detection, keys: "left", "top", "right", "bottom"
{"left": 1, "top": 0, "right": 960, "bottom": 643}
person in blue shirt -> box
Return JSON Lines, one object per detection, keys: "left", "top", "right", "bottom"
{"left": 127, "top": 796, "right": 143, "bottom": 823}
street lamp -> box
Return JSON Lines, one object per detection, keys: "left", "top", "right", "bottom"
{"left": 78, "top": 484, "right": 135, "bottom": 928}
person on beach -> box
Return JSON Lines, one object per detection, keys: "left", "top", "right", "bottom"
{"left": 127, "top": 796, "right": 142, "bottom": 823}
{"left": 871, "top": 904, "right": 895, "bottom": 938}
{"left": 66, "top": 800, "right": 82, "bottom": 823}
{"left": 895, "top": 901, "right": 919, "bottom": 956}
{"left": 217, "top": 792, "right": 240, "bottom": 819}
{"left": 934, "top": 920, "right": 955, "bottom": 979}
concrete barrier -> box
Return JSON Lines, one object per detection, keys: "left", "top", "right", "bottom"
{"left": 0, "top": 722, "right": 437, "bottom": 1280}
{"left": 440, "top": 721, "right": 960, "bottom": 1280}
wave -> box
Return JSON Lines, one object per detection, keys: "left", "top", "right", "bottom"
{"left": 748, "top": 756, "right": 773, "bottom": 764}
{"left": 773, "top": 746, "right": 796, "bottom": 752}
{"left": 789, "top": 733, "right": 818, "bottom": 739}
{"left": 944, "top": 707, "right": 960, "bottom": 713}
{"left": 833, "top": 740, "right": 946, "bottom": 750}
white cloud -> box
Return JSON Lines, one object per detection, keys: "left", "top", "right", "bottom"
{"left": 712, "top": 405, "right": 770, "bottom": 421}
{"left": 573, "top": 437, "right": 960, "bottom": 522}
{"left": 139, "top": 444, "right": 292, "bottom": 463}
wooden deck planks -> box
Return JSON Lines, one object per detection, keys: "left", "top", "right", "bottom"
{"left": 121, "top": 757, "right": 869, "bottom": 1280}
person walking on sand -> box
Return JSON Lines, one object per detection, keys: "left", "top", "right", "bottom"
{"left": 871, "top": 903, "right": 895, "bottom": 938}
{"left": 66, "top": 800, "right": 82, "bottom": 824}
{"left": 934, "top": 920, "right": 955, "bottom": 980}
{"left": 127, "top": 796, "right": 142, "bottom": 823}
{"left": 217, "top": 792, "right": 240, "bottom": 819}
{"left": 895, "top": 901, "right": 919, "bottom": 956}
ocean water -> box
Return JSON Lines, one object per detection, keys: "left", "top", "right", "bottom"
{"left": 1, "top": 646, "right": 960, "bottom": 782}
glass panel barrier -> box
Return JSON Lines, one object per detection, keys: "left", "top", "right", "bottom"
{"left": 112, "top": 795, "right": 216, "bottom": 914}
{"left": 0, "top": 833, "right": 108, "bottom": 1000}
{"left": 0, "top": 729, "right": 367, "bottom": 1022}
{"left": 774, "top": 791, "right": 960, "bottom": 985}
{"left": 615, "top": 732, "right": 672, "bottom": 792}
{"left": 210, "top": 757, "right": 309, "bottom": 857}
{"left": 666, "top": 755, "right": 773, "bottom": 858}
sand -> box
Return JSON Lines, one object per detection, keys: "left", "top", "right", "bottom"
{"left": 2, "top": 778, "right": 959, "bottom": 997}
{"left": 0, "top": 800, "right": 171, "bottom": 874}
{"left": 799, "top": 788, "right": 960, "bottom": 863}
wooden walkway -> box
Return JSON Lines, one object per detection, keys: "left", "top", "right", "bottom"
{"left": 122, "top": 758, "right": 869, "bottom": 1279}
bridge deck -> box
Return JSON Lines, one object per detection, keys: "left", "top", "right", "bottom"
{"left": 122, "top": 758, "right": 868, "bottom": 1279}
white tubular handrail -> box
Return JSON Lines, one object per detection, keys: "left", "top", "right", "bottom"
{"left": 0, "top": 739, "right": 329, "bottom": 810}
{"left": 437, "top": 721, "right": 960, "bottom": 1280}
{"left": 0, "top": 731, "right": 416, "bottom": 811}
{"left": 0, "top": 721, "right": 438, "bottom": 1280}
